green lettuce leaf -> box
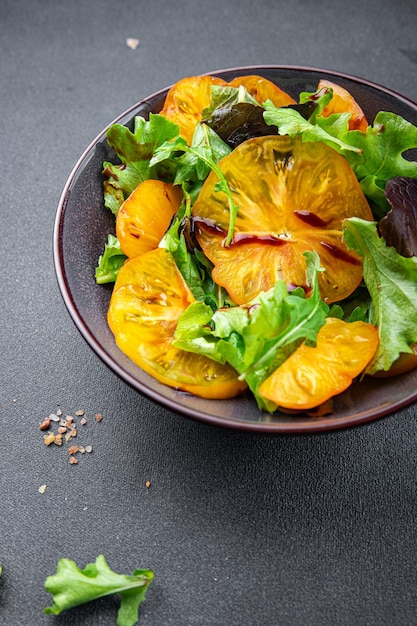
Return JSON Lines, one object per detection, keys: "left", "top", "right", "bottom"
{"left": 44, "top": 555, "right": 153, "bottom": 626}
{"left": 201, "top": 84, "right": 259, "bottom": 119}
{"left": 343, "top": 217, "right": 417, "bottom": 373}
{"left": 263, "top": 99, "right": 417, "bottom": 218}
{"left": 103, "top": 113, "right": 180, "bottom": 214}
{"left": 341, "top": 112, "right": 417, "bottom": 217}
{"left": 174, "top": 251, "right": 329, "bottom": 411}
{"left": 95, "top": 234, "right": 127, "bottom": 284}
{"left": 263, "top": 101, "right": 361, "bottom": 153}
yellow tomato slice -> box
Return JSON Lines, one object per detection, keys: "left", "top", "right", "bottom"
{"left": 159, "top": 75, "right": 227, "bottom": 144}
{"left": 228, "top": 75, "right": 296, "bottom": 107}
{"left": 116, "top": 180, "right": 182, "bottom": 258}
{"left": 259, "top": 317, "right": 379, "bottom": 410}
{"left": 108, "top": 248, "right": 247, "bottom": 399}
{"left": 318, "top": 79, "right": 368, "bottom": 132}
{"left": 192, "top": 135, "right": 373, "bottom": 305}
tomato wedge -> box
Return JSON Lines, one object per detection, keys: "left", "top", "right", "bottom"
{"left": 116, "top": 180, "right": 182, "bottom": 258}
{"left": 259, "top": 317, "right": 379, "bottom": 410}
{"left": 108, "top": 248, "right": 247, "bottom": 399}
{"left": 159, "top": 75, "right": 227, "bottom": 144}
{"left": 318, "top": 79, "right": 368, "bottom": 132}
{"left": 192, "top": 135, "right": 373, "bottom": 305}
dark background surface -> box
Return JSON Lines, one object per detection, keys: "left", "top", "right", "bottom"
{"left": 1, "top": 1, "right": 417, "bottom": 624}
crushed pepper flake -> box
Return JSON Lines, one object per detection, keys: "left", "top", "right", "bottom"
{"left": 69, "top": 456, "right": 78, "bottom": 465}
{"left": 95, "top": 413, "right": 103, "bottom": 422}
{"left": 145, "top": 480, "right": 151, "bottom": 489}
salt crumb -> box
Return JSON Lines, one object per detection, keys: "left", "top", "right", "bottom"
{"left": 126, "top": 37, "right": 140, "bottom": 50}
{"left": 38, "top": 484, "right": 47, "bottom": 494}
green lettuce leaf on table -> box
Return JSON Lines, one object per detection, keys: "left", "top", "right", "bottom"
{"left": 44, "top": 555, "right": 153, "bottom": 626}
{"left": 174, "top": 251, "right": 329, "bottom": 411}
{"left": 343, "top": 217, "right": 417, "bottom": 374}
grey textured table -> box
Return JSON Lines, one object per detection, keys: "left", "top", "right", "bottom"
{"left": 2, "top": 1, "right": 417, "bottom": 624}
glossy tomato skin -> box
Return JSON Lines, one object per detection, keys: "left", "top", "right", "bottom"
{"left": 108, "top": 248, "right": 247, "bottom": 399}
{"left": 192, "top": 135, "right": 373, "bottom": 305}
{"left": 159, "top": 75, "right": 227, "bottom": 144}
{"left": 259, "top": 317, "right": 379, "bottom": 411}
{"left": 318, "top": 79, "right": 368, "bottom": 132}
{"left": 116, "top": 180, "right": 183, "bottom": 258}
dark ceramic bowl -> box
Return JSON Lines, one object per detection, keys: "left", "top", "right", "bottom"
{"left": 54, "top": 65, "right": 417, "bottom": 433}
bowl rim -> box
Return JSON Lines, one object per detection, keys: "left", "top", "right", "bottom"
{"left": 53, "top": 64, "right": 417, "bottom": 434}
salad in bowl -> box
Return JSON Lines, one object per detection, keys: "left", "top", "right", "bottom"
{"left": 92, "top": 70, "right": 417, "bottom": 417}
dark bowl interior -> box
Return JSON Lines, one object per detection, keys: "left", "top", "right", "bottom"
{"left": 53, "top": 65, "right": 417, "bottom": 433}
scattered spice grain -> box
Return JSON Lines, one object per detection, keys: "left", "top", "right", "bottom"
{"left": 40, "top": 408, "right": 102, "bottom": 464}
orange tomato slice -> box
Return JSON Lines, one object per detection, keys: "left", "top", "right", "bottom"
{"left": 108, "top": 248, "right": 247, "bottom": 399}
{"left": 318, "top": 79, "right": 368, "bottom": 132}
{"left": 228, "top": 75, "right": 296, "bottom": 107}
{"left": 192, "top": 135, "right": 373, "bottom": 305}
{"left": 116, "top": 179, "right": 183, "bottom": 258}
{"left": 159, "top": 75, "right": 227, "bottom": 144}
{"left": 259, "top": 317, "right": 379, "bottom": 410}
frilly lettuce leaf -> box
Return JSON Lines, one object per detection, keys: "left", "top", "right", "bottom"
{"left": 103, "top": 113, "right": 180, "bottom": 214}
{"left": 343, "top": 217, "right": 417, "bottom": 373}
{"left": 44, "top": 555, "right": 153, "bottom": 626}
{"left": 95, "top": 234, "right": 127, "bottom": 284}
{"left": 174, "top": 251, "right": 329, "bottom": 411}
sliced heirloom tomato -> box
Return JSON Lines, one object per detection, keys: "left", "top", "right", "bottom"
{"left": 116, "top": 179, "right": 183, "bottom": 258}
{"left": 259, "top": 317, "right": 379, "bottom": 411}
{"left": 228, "top": 75, "right": 296, "bottom": 107}
{"left": 318, "top": 79, "right": 368, "bottom": 132}
{"left": 108, "top": 248, "right": 247, "bottom": 399}
{"left": 159, "top": 75, "right": 227, "bottom": 144}
{"left": 192, "top": 135, "right": 373, "bottom": 305}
